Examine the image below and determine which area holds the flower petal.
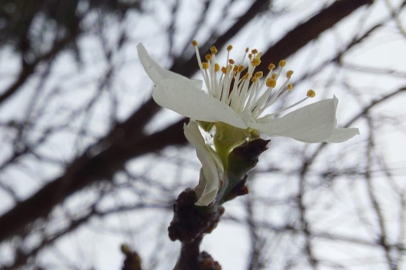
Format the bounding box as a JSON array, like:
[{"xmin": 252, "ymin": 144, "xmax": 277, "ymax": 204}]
[
  {"xmin": 155, "ymin": 78, "xmax": 247, "ymax": 128},
  {"xmin": 184, "ymin": 121, "xmax": 222, "ymax": 206},
  {"xmin": 183, "ymin": 120, "xmax": 205, "ymax": 146},
  {"xmin": 137, "ymin": 43, "xmax": 202, "ymax": 89},
  {"xmin": 251, "ymin": 97, "xmax": 339, "ymax": 143},
  {"xmin": 324, "ymin": 127, "xmax": 360, "ymax": 143},
  {"xmin": 195, "ymin": 170, "xmax": 219, "ymax": 206}
]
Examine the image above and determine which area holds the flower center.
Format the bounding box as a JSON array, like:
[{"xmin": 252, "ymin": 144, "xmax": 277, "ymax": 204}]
[{"xmin": 191, "ymin": 40, "xmax": 316, "ymax": 121}]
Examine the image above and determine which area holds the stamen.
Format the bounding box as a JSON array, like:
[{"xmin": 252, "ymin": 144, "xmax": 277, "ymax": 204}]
[
  {"xmin": 251, "ymin": 59, "xmax": 261, "ymax": 67},
  {"xmin": 307, "ymin": 89, "xmax": 316, "ymax": 98},
  {"xmin": 262, "ymin": 89, "xmax": 316, "ymax": 118},
  {"xmin": 275, "ymin": 60, "xmax": 286, "ymax": 81},
  {"xmin": 238, "ymin": 65, "xmax": 245, "ymax": 73},
  {"xmin": 220, "ymin": 64, "xmax": 232, "ymax": 102},
  {"xmin": 256, "ymin": 74, "xmax": 291, "ymax": 115},
  {"xmin": 229, "ymin": 68, "xmax": 244, "ymax": 107},
  {"xmin": 244, "ymin": 78, "xmax": 260, "ymax": 110},
  {"xmin": 191, "ymin": 42, "xmax": 315, "ymax": 122},
  {"xmin": 261, "ymin": 96, "xmax": 308, "ymax": 118},
  {"xmin": 255, "ymin": 71, "xmax": 263, "ymax": 78},
  {"xmin": 192, "ymin": 40, "xmax": 211, "ymax": 96},
  {"xmin": 237, "ymin": 75, "xmax": 253, "ymax": 111},
  {"xmin": 266, "ymin": 78, "xmax": 276, "ymax": 88}
]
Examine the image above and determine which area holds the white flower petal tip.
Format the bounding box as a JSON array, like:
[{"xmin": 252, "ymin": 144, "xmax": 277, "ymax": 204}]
[
  {"xmin": 183, "ymin": 121, "xmax": 204, "ymax": 146},
  {"xmin": 325, "ymin": 128, "xmax": 360, "ymax": 143},
  {"xmin": 136, "ymin": 43, "xmax": 164, "ymax": 83},
  {"xmin": 251, "ymin": 98, "xmax": 339, "ymax": 143},
  {"xmin": 195, "ymin": 189, "xmax": 218, "ymax": 206},
  {"xmin": 137, "ymin": 43, "xmax": 202, "ymax": 88}
]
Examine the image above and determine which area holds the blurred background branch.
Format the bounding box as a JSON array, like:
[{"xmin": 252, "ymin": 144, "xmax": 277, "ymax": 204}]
[{"xmin": 0, "ymin": 0, "xmax": 405, "ymax": 269}]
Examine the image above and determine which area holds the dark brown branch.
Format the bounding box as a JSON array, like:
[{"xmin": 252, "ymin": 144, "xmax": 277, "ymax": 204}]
[
  {"xmin": 169, "ymin": 189, "xmax": 223, "ymax": 270},
  {"xmin": 297, "ymin": 175, "xmax": 319, "ymax": 269},
  {"xmin": 0, "ymin": 118, "xmax": 186, "ymax": 243},
  {"xmin": 224, "ymin": 215, "xmax": 406, "ymax": 250},
  {"xmin": 365, "ymin": 114, "xmax": 395, "ymax": 269},
  {"xmin": 245, "ymin": 193, "xmax": 265, "ymax": 270},
  {"xmin": 258, "ymin": 0, "xmax": 373, "ymax": 71},
  {"xmin": 0, "ymin": 21, "xmax": 80, "ymax": 106}
]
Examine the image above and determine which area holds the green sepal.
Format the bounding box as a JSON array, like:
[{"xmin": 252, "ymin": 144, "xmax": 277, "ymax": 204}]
[
  {"xmin": 213, "ymin": 122, "xmax": 249, "ymax": 170},
  {"xmin": 198, "ymin": 121, "xmax": 214, "ymax": 132}
]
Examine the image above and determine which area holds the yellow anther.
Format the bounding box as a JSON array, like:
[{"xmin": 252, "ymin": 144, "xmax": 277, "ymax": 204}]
[
  {"xmin": 221, "ymin": 67, "xmax": 227, "ymax": 74},
  {"xmin": 279, "ymin": 60, "xmax": 286, "ymax": 67},
  {"xmin": 255, "ymin": 71, "xmax": 263, "ymax": 78},
  {"xmin": 271, "ymin": 73, "xmax": 277, "ymax": 79},
  {"xmin": 268, "ymin": 63, "xmax": 275, "ymax": 70},
  {"xmin": 287, "ymin": 83, "xmax": 293, "ymax": 91},
  {"xmin": 215, "ymin": 63, "xmax": 220, "ymax": 72},
  {"xmin": 251, "ymin": 77, "xmax": 258, "ymax": 83},
  {"xmin": 286, "ymin": 70, "xmax": 294, "ymax": 79},
  {"xmin": 242, "ymin": 73, "xmax": 250, "ymax": 80},
  {"xmin": 251, "ymin": 59, "xmax": 261, "ymax": 67},
  {"xmin": 205, "ymin": 54, "xmax": 212, "ymax": 61},
  {"xmin": 245, "ymin": 47, "xmax": 249, "ymax": 53},
  {"xmin": 227, "ymin": 45, "xmax": 233, "ymax": 51},
  {"xmin": 307, "ymin": 89, "xmax": 316, "ymax": 98},
  {"xmin": 252, "ymin": 49, "xmax": 258, "ymax": 54},
  {"xmin": 210, "ymin": 46, "xmax": 218, "ymax": 55},
  {"xmin": 238, "ymin": 65, "xmax": 245, "ymax": 73},
  {"xmin": 229, "ymin": 59, "xmax": 235, "ymax": 65},
  {"xmin": 202, "ymin": 62, "xmax": 209, "ymax": 70},
  {"xmin": 255, "ymin": 52, "xmax": 262, "ymax": 59},
  {"xmin": 233, "ymin": 65, "xmax": 238, "ymax": 72},
  {"xmin": 266, "ymin": 78, "xmax": 276, "ymax": 88},
  {"xmin": 191, "ymin": 40, "xmax": 198, "ymax": 47}
]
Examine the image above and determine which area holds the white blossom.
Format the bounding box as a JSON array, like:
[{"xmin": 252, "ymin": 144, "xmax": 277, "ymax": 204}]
[
  {"xmin": 137, "ymin": 43, "xmax": 359, "ymax": 143},
  {"xmin": 137, "ymin": 42, "xmax": 360, "ymax": 206}
]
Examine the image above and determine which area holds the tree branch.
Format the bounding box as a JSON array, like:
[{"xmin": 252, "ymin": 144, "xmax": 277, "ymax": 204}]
[{"xmin": 0, "ymin": 0, "xmax": 373, "ymax": 244}]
